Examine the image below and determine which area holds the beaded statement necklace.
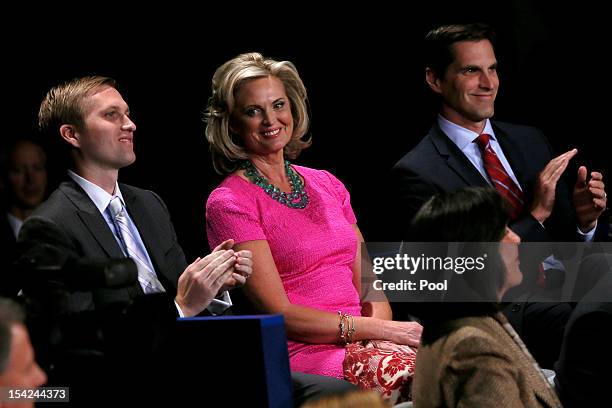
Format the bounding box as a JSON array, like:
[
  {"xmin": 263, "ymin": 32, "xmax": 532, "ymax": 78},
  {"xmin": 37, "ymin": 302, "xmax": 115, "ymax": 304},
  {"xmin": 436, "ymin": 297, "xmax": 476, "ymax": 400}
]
[{"xmin": 241, "ymin": 160, "xmax": 309, "ymax": 209}]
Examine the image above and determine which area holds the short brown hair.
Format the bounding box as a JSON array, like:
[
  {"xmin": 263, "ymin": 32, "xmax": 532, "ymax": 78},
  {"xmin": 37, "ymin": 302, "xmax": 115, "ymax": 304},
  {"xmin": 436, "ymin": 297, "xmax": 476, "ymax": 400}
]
[
  {"xmin": 424, "ymin": 23, "xmax": 496, "ymax": 78},
  {"xmin": 38, "ymin": 76, "xmax": 117, "ymax": 136}
]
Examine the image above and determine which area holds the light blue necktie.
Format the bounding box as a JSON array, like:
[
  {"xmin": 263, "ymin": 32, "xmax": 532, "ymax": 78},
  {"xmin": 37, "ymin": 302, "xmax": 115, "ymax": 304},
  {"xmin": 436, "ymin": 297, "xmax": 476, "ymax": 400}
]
[{"xmin": 108, "ymin": 196, "xmax": 165, "ymax": 294}]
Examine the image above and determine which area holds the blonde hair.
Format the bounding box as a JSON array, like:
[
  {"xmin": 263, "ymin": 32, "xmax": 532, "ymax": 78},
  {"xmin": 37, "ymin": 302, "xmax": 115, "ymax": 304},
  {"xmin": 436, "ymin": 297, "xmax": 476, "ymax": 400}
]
[
  {"xmin": 301, "ymin": 390, "xmax": 389, "ymax": 408},
  {"xmin": 204, "ymin": 52, "xmax": 311, "ymax": 174},
  {"xmin": 38, "ymin": 76, "xmax": 117, "ymax": 136}
]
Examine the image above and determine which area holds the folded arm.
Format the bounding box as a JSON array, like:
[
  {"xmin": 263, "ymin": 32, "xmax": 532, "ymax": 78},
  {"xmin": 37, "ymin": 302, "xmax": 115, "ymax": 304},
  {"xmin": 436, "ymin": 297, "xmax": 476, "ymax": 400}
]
[{"xmin": 235, "ymin": 239, "xmax": 421, "ymax": 346}]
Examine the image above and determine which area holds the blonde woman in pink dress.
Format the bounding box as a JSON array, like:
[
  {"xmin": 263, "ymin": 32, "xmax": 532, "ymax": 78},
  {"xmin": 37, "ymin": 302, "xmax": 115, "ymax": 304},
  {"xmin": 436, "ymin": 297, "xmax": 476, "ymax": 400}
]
[{"xmin": 204, "ymin": 53, "xmax": 422, "ymax": 402}]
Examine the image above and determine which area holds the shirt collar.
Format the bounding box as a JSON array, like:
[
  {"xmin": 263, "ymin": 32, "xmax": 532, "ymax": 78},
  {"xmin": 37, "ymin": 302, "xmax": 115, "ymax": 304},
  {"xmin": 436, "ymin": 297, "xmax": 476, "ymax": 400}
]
[
  {"xmin": 6, "ymin": 212, "xmax": 22, "ymax": 239},
  {"xmin": 437, "ymin": 115, "xmax": 496, "ymax": 150},
  {"xmin": 68, "ymin": 170, "xmax": 124, "ymax": 214}
]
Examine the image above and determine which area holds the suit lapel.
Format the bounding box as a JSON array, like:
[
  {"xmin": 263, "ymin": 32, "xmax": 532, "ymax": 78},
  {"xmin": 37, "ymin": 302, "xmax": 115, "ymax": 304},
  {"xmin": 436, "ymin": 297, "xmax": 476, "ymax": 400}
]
[
  {"xmin": 531, "ymin": 376, "xmax": 559, "ymax": 408},
  {"xmin": 60, "ymin": 181, "xmax": 125, "ymax": 258},
  {"xmin": 121, "ymin": 186, "xmax": 166, "ymax": 277},
  {"xmin": 429, "ymin": 124, "xmax": 490, "ymax": 188},
  {"xmin": 523, "ymin": 351, "xmax": 560, "ymax": 408},
  {"xmin": 492, "ymin": 314, "xmax": 561, "ymax": 408}
]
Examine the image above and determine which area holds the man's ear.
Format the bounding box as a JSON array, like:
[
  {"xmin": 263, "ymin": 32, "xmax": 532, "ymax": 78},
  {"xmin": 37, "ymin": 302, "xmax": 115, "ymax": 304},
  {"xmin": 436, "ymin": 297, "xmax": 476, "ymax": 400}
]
[
  {"xmin": 425, "ymin": 68, "xmax": 443, "ymax": 94},
  {"xmin": 59, "ymin": 124, "xmax": 80, "ymax": 148}
]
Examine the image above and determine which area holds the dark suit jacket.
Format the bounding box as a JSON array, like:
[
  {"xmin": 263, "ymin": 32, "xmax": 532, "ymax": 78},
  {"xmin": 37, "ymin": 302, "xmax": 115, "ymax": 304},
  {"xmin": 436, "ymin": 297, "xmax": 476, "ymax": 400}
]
[
  {"xmin": 391, "ymin": 121, "xmax": 580, "ymax": 368},
  {"xmin": 0, "ymin": 211, "xmax": 19, "ymax": 297},
  {"xmin": 555, "ymin": 262, "xmax": 612, "ymax": 408},
  {"xmin": 391, "ymin": 120, "xmax": 578, "ymax": 242},
  {"xmin": 17, "ymin": 179, "xmax": 187, "ymax": 314}
]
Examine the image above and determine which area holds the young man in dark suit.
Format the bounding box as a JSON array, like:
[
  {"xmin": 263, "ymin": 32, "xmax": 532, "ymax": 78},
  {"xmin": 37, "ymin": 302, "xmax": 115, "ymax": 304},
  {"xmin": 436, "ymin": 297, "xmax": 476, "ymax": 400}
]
[
  {"xmin": 14, "ymin": 76, "xmax": 253, "ymax": 403},
  {"xmin": 19, "ymin": 76, "xmax": 252, "ymax": 317},
  {"xmin": 391, "ymin": 23, "xmax": 607, "ymax": 368}
]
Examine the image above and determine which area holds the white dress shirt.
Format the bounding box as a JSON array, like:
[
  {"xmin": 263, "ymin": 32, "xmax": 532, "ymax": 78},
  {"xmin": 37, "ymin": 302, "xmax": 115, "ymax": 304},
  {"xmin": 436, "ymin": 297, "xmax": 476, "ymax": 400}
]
[
  {"xmin": 6, "ymin": 212, "xmax": 23, "ymax": 239},
  {"xmin": 68, "ymin": 170, "xmax": 231, "ymax": 315},
  {"xmin": 437, "ymin": 116, "xmax": 595, "ymax": 240}
]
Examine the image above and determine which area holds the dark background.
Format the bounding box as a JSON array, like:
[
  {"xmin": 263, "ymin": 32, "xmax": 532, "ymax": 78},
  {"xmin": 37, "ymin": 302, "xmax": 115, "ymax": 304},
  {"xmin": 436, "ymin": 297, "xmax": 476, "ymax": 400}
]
[{"xmin": 5, "ymin": 2, "xmax": 610, "ymax": 259}]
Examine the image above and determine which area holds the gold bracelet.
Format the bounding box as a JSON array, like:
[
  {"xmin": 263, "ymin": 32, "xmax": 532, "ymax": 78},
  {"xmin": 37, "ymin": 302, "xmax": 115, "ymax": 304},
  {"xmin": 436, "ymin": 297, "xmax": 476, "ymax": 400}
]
[
  {"xmin": 338, "ymin": 311, "xmax": 347, "ymax": 343},
  {"xmin": 346, "ymin": 314, "xmax": 356, "ymax": 343},
  {"xmin": 338, "ymin": 311, "xmax": 355, "ymax": 344}
]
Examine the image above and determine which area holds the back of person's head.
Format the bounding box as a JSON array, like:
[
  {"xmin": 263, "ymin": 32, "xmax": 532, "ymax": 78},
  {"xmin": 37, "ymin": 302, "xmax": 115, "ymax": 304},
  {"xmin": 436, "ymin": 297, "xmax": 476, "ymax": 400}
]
[
  {"xmin": 411, "ymin": 187, "xmax": 508, "ymax": 242},
  {"xmin": 204, "ymin": 52, "xmax": 311, "ymax": 174},
  {"xmin": 0, "ymin": 298, "xmax": 24, "ymax": 374},
  {"xmin": 410, "ymin": 187, "xmax": 509, "ymax": 311},
  {"xmin": 424, "ymin": 23, "xmax": 496, "ymax": 79},
  {"xmin": 38, "ymin": 76, "xmax": 117, "ymax": 137},
  {"xmin": 301, "ymin": 390, "xmax": 389, "ymax": 408},
  {"xmin": 0, "ymin": 297, "xmax": 47, "ymax": 398}
]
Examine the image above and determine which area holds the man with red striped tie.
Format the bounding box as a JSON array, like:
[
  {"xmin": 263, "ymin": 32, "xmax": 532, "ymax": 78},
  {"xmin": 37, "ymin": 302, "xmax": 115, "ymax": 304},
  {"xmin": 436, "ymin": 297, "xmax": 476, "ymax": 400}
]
[{"xmin": 392, "ymin": 23, "xmax": 607, "ymax": 369}]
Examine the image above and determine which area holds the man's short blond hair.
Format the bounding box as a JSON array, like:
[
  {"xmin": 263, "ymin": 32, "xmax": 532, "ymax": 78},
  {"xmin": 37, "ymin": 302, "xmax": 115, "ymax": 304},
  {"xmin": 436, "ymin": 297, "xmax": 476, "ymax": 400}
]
[{"xmin": 38, "ymin": 76, "xmax": 117, "ymax": 136}]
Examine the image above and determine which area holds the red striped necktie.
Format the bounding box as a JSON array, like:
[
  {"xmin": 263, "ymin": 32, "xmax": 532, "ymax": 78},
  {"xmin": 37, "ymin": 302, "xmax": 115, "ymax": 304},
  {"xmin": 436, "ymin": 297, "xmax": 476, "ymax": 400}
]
[{"xmin": 474, "ymin": 133, "xmax": 525, "ymax": 219}]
